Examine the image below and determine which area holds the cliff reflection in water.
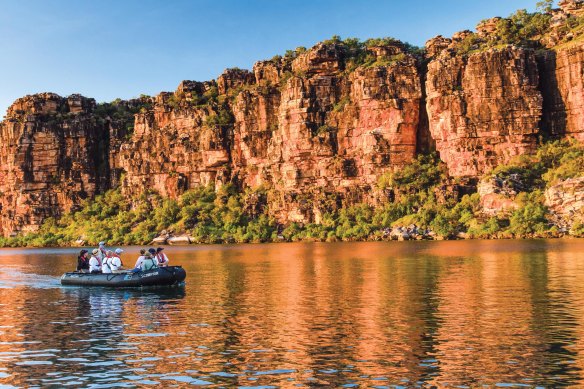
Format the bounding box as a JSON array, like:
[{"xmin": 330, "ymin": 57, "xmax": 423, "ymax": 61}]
[{"xmin": 0, "ymin": 240, "xmax": 582, "ymax": 387}]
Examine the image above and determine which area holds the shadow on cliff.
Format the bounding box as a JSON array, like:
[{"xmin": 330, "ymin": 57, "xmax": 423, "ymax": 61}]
[
  {"xmin": 416, "ymin": 59, "xmax": 435, "ymax": 154},
  {"xmin": 538, "ymin": 51, "xmax": 567, "ymax": 140}
]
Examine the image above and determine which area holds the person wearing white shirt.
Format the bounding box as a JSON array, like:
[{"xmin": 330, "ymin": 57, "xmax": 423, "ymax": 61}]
[
  {"xmin": 102, "ymin": 250, "xmax": 114, "ymax": 274},
  {"xmin": 110, "ymin": 248, "xmax": 124, "ymax": 272},
  {"xmin": 88, "ymin": 249, "xmax": 101, "ymax": 273},
  {"xmin": 132, "ymin": 249, "xmax": 147, "ymax": 272}
]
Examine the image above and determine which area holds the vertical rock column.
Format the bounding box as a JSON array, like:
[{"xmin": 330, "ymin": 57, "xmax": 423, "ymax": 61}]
[
  {"xmin": 539, "ymin": 41, "xmax": 584, "ymax": 142},
  {"xmin": 425, "ymin": 47, "xmax": 543, "ymax": 177},
  {"xmin": 347, "ymin": 54, "xmax": 421, "ymax": 179}
]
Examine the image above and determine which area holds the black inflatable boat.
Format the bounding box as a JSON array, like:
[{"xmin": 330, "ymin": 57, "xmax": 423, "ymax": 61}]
[{"xmin": 60, "ymin": 266, "xmax": 186, "ymax": 287}]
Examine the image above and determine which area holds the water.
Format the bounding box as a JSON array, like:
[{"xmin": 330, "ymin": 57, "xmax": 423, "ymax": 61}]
[{"xmin": 0, "ymin": 240, "xmax": 582, "ymax": 387}]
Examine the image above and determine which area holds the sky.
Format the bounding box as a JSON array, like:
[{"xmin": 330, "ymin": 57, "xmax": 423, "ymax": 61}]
[{"xmin": 0, "ymin": 0, "xmax": 540, "ymax": 118}]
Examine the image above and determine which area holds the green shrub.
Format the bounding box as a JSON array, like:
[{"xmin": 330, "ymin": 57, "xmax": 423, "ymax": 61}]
[
  {"xmin": 333, "ymin": 97, "xmax": 350, "ymax": 112},
  {"xmin": 507, "ymin": 191, "xmax": 549, "ymax": 236},
  {"xmin": 452, "ymin": 6, "xmax": 554, "ymax": 55},
  {"xmin": 466, "ymin": 217, "xmax": 502, "ymax": 238},
  {"xmin": 204, "ymin": 107, "xmax": 234, "ymax": 127},
  {"xmin": 570, "ymin": 219, "xmax": 584, "ymax": 237}
]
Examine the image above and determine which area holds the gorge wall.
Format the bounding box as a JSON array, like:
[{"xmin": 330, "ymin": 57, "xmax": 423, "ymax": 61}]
[
  {"xmin": 0, "ymin": 94, "xmax": 110, "ymax": 235},
  {"xmin": 425, "ymin": 47, "xmax": 543, "ymax": 178},
  {"xmin": 1, "ymin": 2, "xmax": 584, "ymax": 237}
]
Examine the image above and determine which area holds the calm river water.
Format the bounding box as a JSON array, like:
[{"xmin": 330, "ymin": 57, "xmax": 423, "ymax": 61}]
[{"xmin": 0, "ymin": 240, "xmax": 583, "ymax": 388}]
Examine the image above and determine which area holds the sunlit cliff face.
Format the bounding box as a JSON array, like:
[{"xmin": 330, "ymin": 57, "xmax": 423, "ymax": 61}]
[
  {"xmin": 2, "ymin": 4, "xmax": 584, "ymax": 235},
  {"xmin": 0, "ymin": 94, "xmax": 111, "ymax": 237}
]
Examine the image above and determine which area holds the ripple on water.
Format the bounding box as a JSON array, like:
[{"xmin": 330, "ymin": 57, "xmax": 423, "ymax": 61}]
[
  {"xmin": 238, "ymin": 386, "xmax": 277, "ymax": 389},
  {"xmin": 0, "ymin": 268, "xmax": 60, "ymax": 289},
  {"xmin": 82, "ymin": 360, "xmax": 123, "ymax": 367},
  {"xmin": 15, "ymin": 361, "xmax": 53, "ymax": 365},
  {"xmin": 0, "ymin": 341, "xmax": 41, "ymax": 345},
  {"xmin": 254, "ymin": 369, "xmax": 297, "ymax": 376},
  {"xmin": 135, "ymin": 380, "xmax": 159, "ymax": 385},
  {"xmin": 160, "ymin": 375, "xmax": 214, "ymax": 385},
  {"xmin": 211, "ymin": 372, "xmax": 238, "ymax": 377}
]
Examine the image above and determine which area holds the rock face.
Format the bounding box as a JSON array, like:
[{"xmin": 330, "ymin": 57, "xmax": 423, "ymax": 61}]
[
  {"xmin": 426, "ymin": 47, "xmax": 542, "ymax": 177},
  {"xmin": 476, "ymin": 18, "xmax": 502, "ymax": 37},
  {"xmin": 477, "ymin": 174, "xmax": 527, "ymax": 215},
  {"xmin": 231, "ymin": 85, "xmax": 280, "ymax": 189},
  {"xmin": 545, "ymin": 177, "xmax": 584, "ymax": 230},
  {"xmin": 0, "ymin": 94, "xmax": 113, "ymax": 235},
  {"xmin": 2, "ymin": 17, "xmax": 584, "ymax": 236},
  {"xmin": 558, "ymin": 0, "xmax": 584, "ymax": 15},
  {"xmin": 540, "ymin": 41, "xmax": 584, "ymax": 142},
  {"xmin": 264, "ymin": 44, "xmax": 421, "ymax": 222},
  {"xmin": 118, "ymin": 42, "xmax": 423, "ymax": 224},
  {"xmin": 217, "ymin": 68, "xmax": 255, "ymax": 95},
  {"xmin": 117, "ymin": 83, "xmax": 232, "ymax": 199}
]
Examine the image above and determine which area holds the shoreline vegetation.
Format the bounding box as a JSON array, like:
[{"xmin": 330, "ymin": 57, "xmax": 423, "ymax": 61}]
[{"xmin": 1, "ymin": 139, "xmax": 582, "ymax": 248}]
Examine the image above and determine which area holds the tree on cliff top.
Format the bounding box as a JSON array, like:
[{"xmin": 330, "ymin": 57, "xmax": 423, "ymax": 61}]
[{"xmin": 536, "ymin": 0, "xmax": 555, "ymax": 13}]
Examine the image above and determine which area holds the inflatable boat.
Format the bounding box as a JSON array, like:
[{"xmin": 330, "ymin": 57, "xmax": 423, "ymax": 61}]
[{"xmin": 60, "ymin": 266, "xmax": 186, "ymax": 287}]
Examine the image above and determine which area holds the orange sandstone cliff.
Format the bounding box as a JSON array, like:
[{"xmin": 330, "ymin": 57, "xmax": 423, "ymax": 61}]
[{"xmin": 1, "ymin": 2, "xmax": 584, "ymax": 237}]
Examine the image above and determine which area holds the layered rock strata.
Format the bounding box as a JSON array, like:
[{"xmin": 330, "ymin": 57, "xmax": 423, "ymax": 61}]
[
  {"xmin": 2, "ymin": 6, "xmax": 584, "ymax": 236},
  {"xmin": 117, "ymin": 84, "xmax": 233, "ymax": 199},
  {"xmin": 116, "ymin": 42, "xmax": 423, "ymax": 224},
  {"xmin": 425, "ymin": 47, "xmax": 543, "ymax": 177},
  {"xmin": 539, "ymin": 41, "xmax": 584, "ymax": 141},
  {"xmin": 0, "ymin": 94, "xmax": 112, "ymax": 235},
  {"xmin": 545, "ymin": 177, "xmax": 584, "ymax": 230}
]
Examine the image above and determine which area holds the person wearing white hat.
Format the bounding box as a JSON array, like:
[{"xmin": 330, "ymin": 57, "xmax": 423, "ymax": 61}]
[
  {"xmin": 88, "ymin": 248, "xmax": 101, "ymax": 273},
  {"xmin": 110, "ymin": 248, "xmax": 124, "ymax": 273}
]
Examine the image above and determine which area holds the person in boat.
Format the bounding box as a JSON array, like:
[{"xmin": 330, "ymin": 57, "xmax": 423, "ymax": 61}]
[
  {"xmin": 132, "ymin": 249, "xmax": 147, "ymax": 272},
  {"xmin": 97, "ymin": 241, "xmax": 107, "ymax": 263},
  {"xmin": 88, "ymin": 248, "xmax": 101, "ymax": 274},
  {"xmin": 102, "ymin": 250, "xmax": 114, "ymax": 274},
  {"xmin": 77, "ymin": 249, "xmax": 90, "ymax": 272},
  {"xmin": 156, "ymin": 247, "xmax": 169, "ymax": 267},
  {"xmin": 148, "ymin": 248, "xmax": 157, "ymax": 259},
  {"xmin": 110, "ymin": 248, "xmax": 124, "ymax": 273},
  {"xmin": 142, "ymin": 250, "xmax": 159, "ymax": 271}
]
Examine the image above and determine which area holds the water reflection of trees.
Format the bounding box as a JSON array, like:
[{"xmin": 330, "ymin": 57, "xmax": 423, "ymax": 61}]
[
  {"xmin": 534, "ymin": 244, "xmax": 584, "ymax": 387},
  {"xmin": 422, "ymin": 240, "xmax": 583, "ymax": 387},
  {"xmin": 182, "ymin": 243, "xmax": 457, "ymax": 386}
]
